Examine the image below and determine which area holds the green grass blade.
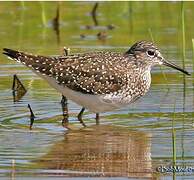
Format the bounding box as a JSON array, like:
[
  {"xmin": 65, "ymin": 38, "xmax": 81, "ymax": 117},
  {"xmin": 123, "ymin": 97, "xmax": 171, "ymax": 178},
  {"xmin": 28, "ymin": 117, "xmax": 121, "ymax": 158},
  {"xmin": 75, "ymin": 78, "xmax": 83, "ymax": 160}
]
[
  {"xmin": 181, "ymin": 2, "xmax": 186, "ymax": 69},
  {"xmin": 148, "ymin": 28, "xmax": 169, "ymax": 90},
  {"xmin": 172, "ymin": 101, "xmax": 176, "ymax": 178},
  {"xmin": 40, "ymin": 2, "xmax": 47, "ymax": 27}
]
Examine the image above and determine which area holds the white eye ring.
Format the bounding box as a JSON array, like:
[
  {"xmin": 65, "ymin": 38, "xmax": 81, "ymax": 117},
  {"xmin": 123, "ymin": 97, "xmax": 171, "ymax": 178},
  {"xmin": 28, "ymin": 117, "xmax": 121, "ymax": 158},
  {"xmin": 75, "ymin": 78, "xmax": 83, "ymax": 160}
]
[{"xmin": 147, "ymin": 50, "xmax": 155, "ymax": 57}]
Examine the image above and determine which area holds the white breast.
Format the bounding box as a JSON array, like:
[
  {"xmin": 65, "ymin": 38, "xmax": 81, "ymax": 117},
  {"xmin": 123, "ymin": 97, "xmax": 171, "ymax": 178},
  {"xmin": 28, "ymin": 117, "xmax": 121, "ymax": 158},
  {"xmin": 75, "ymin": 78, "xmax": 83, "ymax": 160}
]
[{"xmin": 36, "ymin": 72, "xmax": 127, "ymax": 113}]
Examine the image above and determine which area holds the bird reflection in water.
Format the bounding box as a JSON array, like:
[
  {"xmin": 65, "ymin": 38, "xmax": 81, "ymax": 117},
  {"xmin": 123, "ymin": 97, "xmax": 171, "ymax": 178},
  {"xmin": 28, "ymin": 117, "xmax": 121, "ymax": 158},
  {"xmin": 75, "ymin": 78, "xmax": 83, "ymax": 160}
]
[{"xmin": 35, "ymin": 125, "xmax": 152, "ymax": 178}]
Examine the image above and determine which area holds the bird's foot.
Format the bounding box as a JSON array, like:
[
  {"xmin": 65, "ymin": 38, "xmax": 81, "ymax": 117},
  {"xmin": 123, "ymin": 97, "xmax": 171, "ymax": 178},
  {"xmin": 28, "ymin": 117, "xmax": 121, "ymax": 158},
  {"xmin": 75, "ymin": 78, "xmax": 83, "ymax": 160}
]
[
  {"xmin": 96, "ymin": 113, "xmax": 100, "ymax": 125},
  {"xmin": 78, "ymin": 107, "xmax": 86, "ymax": 127}
]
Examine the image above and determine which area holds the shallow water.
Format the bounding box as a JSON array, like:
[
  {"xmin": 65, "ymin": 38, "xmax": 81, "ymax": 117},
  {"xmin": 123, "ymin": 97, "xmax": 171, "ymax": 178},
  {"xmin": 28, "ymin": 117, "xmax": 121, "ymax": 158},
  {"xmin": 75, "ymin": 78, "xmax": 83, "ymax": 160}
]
[{"xmin": 0, "ymin": 2, "xmax": 194, "ymax": 179}]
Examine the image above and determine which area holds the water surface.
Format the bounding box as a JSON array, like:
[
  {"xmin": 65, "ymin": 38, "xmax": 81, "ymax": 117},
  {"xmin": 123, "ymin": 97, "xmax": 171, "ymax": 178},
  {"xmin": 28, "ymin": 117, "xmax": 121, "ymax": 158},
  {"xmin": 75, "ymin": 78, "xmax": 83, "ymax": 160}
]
[{"xmin": 0, "ymin": 2, "xmax": 194, "ymax": 179}]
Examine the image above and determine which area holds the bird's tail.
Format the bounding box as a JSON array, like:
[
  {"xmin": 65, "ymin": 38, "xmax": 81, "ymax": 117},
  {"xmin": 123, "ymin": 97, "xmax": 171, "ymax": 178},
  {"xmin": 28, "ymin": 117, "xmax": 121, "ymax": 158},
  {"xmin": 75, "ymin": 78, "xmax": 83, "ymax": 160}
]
[
  {"xmin": 3, "ymin": 48, "xmax": 56, "ymax": 76},
  {"xmin": 3, "ymin": 48, "xmax": 21, "ymax": 60}
]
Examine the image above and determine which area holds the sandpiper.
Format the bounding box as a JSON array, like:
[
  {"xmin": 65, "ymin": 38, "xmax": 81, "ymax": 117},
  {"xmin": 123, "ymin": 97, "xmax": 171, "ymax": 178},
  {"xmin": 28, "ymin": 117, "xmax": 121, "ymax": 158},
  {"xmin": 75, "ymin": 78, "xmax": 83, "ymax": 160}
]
[{"xmin": 3, "ymin": 41, "xmax": 190, "ymax": 126}]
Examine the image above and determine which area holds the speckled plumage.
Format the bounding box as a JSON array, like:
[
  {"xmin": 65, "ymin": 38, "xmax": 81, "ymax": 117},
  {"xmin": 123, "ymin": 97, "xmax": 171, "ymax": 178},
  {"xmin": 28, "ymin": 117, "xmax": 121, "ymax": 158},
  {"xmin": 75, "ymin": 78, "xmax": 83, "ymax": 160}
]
[{"xmin": 3, "ymin": 41, "xmax": 190, "ymax": 113}]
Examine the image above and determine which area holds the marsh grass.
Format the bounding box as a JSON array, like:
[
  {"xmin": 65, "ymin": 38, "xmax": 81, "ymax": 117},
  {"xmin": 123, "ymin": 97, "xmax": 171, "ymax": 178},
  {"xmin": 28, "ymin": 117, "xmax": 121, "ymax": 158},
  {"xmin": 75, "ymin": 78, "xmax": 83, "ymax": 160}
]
[
  {"xmin": 148, "ymin": 28, "xmax": 154, "ymax": 42},
  {"xmin": 181, "ymin": 2, "xmax": 186, "ymax": 70},
  {"xmin": 172, "ymin": 104, "xmax": 176, "ymax": 166},
  {"xmin": 172, "ymin": 101, "xmax": 177, "ymax": 180},
  {"xmin": 181, "ymin": 2, "xmax": 187, "ymax": 106},
  {"xmin": 192, "ymin": 39, "xmax": 194, "ymax": 124},
  {"xmin": 192, "ymin": 39, "xmax": 194, "ymax": 63},
  {"xmin": 148, "ymin": 28, "xmax": 170, "ymax": 121},
  {"xmin": 40, "ymin": 2, "xmax": 47, "ymax": 27},
  {"xmin": 148, "ymin": 28, "xmax": 169, "ymax": 90},
  {"xmin": 20, "ymin": 1, "xmax": 25, "ymax": 9},
  {"xmin": 181, "ymin": 2, "xmax": 186, "ymax": 109},
  {"xmin": 192, "ymin": 39, "xmax": 194, "ymax": 75},
  {"xmin": 180, "ymin": 2, "xmax": 187, "ymax": 170},
  {"xmin": 192, "ymin": 39, "xmax": 194, "ymax": 61}
]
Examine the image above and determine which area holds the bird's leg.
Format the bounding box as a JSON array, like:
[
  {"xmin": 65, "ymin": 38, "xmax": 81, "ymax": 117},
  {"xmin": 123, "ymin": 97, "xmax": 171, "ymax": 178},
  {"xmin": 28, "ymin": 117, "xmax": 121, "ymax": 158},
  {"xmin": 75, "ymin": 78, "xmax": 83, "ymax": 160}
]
[
  {"xmin": 96, "ymin": 113, "xmax": 100, "ymax": 125},
  {"xmin": 61, "ymin": 47, "xmax": 70, "ymax": 128},
  {"xmin": 61, "ymin": 95, "xmax": 69, "ymax": 127},
  {"xmin": 78, "ymin": 107, "xmax": 86, "ymax": 127},
  {"xmin": 63, "ymin": 46, "xmax": 70, "ymax": 56}
]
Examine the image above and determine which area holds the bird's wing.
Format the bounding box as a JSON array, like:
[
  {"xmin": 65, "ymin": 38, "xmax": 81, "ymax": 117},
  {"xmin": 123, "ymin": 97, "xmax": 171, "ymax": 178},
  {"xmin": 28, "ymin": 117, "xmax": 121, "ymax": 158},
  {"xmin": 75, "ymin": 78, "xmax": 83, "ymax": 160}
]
[
  {"xmin": 51, "ymin": 52, "xmax": 133, "ymax": 95},
  {"xmin": 3, "ymin": 49, "xmax": 132, "ymax": 95}
]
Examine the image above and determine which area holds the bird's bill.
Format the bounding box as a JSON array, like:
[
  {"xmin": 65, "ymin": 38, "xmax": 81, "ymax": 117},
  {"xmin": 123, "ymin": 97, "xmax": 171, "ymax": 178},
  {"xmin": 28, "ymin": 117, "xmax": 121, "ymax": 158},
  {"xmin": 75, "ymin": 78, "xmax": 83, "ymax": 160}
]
[{"xmin": 162, "ymin": 59, "xmax": 191, "ymax": 75}]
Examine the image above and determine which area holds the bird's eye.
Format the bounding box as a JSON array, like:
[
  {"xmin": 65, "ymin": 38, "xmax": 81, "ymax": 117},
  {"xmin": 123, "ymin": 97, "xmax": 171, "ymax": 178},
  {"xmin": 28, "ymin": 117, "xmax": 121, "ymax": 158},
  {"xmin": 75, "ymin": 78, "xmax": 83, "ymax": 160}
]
[{"xmin": 147, "ymin": 50, "xmax": 155, "ymax": 57}]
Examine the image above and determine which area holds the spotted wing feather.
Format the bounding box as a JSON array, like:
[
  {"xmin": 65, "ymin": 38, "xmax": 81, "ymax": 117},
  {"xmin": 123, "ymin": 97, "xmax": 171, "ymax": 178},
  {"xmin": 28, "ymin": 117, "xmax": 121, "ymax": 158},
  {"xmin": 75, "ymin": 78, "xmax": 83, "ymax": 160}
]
[
  {"xmin": 52, "ymin": 52, "xmax": 133, "ymax": 95},
  {"xmin": 3, "ymin": 49, "xmax": 136, "ymax": 95}
]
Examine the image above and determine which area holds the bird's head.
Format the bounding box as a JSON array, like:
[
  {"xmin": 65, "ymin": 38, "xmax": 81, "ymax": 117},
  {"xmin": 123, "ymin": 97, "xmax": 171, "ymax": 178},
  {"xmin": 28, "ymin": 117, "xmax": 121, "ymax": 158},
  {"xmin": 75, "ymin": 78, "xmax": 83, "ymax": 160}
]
[{"xmin": 126, "ymin": 40, "xmax": 190, "ymax": 75}]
